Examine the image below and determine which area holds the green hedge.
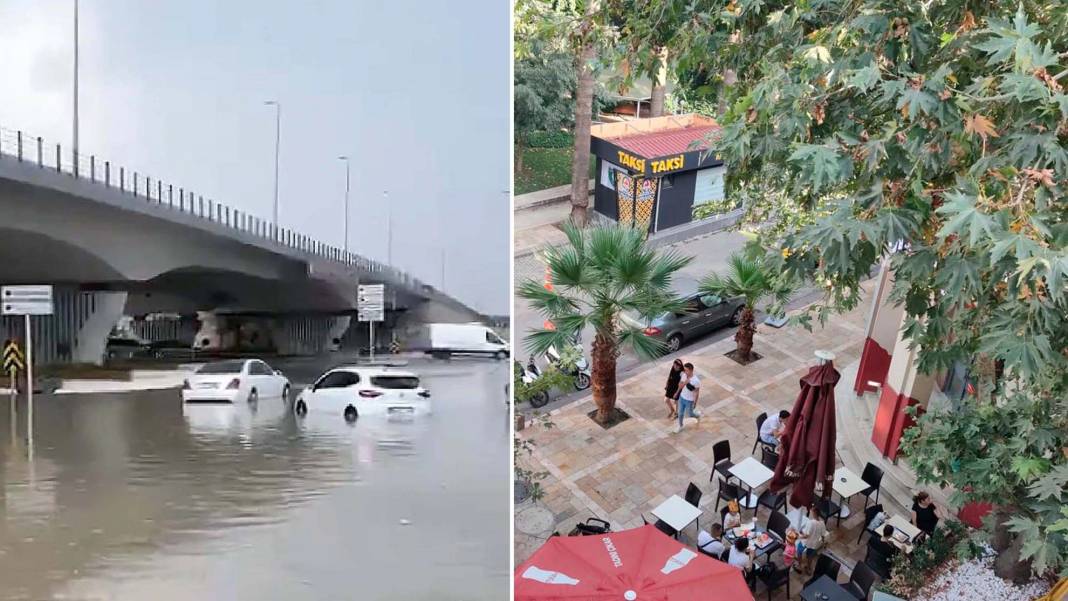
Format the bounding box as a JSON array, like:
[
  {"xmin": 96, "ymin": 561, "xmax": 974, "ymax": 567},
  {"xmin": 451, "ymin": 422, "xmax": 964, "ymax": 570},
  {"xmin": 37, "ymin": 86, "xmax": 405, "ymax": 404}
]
[{"xmin": 525, "ymin": 130, "xmax": 574, "ymax": 149}]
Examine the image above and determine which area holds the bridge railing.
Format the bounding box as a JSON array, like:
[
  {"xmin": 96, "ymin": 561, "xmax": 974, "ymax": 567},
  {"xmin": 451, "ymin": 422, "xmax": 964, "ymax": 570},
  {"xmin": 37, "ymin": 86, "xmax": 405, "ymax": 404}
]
[{"xmin": 0, "ymin": 125, "xmax": 437, "ymax": 295}]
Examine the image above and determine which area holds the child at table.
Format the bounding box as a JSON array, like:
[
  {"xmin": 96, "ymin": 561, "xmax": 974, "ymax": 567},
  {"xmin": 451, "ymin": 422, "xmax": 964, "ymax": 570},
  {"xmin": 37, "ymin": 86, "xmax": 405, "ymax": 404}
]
[
  {"xmin": 782, "ymin": 529, "xmax": 799, "ymax": 568},
  {"xmin": 723, "ymin": 500, "xmax": 742, "ymax": 531}
]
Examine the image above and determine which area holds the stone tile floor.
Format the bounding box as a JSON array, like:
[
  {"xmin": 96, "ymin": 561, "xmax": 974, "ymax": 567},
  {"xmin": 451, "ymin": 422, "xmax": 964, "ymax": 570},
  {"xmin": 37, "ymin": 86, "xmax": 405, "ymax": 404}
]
[{"xmin": 516, "ymin": 284, "xmax": 889, "ymax": 599}]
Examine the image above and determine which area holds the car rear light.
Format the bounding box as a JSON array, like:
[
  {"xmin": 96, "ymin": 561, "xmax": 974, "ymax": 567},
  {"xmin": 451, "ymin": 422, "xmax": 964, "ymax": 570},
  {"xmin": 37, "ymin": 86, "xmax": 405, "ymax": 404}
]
[
  {"xmin": 358, "ymin": 390, "xmax": 382, "ymax": 398},
  {"xmin": 418, "ymin": 390, "xmax": 430, "ymax": 398},
  {"xmin": 226, "ymin": 378, "xmax": 240, "ymax": 389},
  {"xmin": 182, "ymin": 380, "xmax": 191, "ymax": 390},
  {"xmin": 643, "ymin": 326, "xmax": 661, "ymax": 336}
]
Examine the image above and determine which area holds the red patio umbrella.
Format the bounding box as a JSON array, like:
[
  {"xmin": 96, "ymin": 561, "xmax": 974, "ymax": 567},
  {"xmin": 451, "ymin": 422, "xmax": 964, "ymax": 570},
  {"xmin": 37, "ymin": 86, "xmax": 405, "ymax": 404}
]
[
  {"xmin": 515, "ymin": 524, "xmax": 753, "ymax": 601},
  {"xmin": 768, "ymin": 360, "xmax": 839, "ymax": 509}
]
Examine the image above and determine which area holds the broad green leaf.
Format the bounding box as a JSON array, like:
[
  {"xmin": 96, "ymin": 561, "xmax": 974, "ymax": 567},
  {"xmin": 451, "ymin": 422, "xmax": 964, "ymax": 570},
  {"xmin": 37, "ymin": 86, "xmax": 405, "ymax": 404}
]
[
  {"xmin": 788, "ymin": 144, "xmax": 851, "ymax": 192},
  {"xmin": 936, "ymin": 191, "xmax": 994, "ymax": 247},
  {"xmin": 848, "ymin": 62, "xmax": 881, "ymax": 92}
]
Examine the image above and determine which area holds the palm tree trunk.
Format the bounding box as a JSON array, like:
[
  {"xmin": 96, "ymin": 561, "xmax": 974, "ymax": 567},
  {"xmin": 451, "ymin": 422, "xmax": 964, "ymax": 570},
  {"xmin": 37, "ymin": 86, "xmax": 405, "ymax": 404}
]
[
  {"xmin": 649, "ymin": 47, "xmax": 668, "ymax": 117},
  {"xmin": 735, "ymin": 306, "xmax": 756, "ymax": 362},
  {"xmin": 569, "ymin": 0, "xmax": 598, "ymax": 227},
  {"xmin": 590, "ymin": 328, "xmax": 617, "ymax": 424}
]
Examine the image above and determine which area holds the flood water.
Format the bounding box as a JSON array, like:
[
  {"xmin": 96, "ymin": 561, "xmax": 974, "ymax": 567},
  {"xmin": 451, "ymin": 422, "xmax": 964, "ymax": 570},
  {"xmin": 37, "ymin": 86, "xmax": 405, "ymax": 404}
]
[{"xmin": 0, "ymin": 357, "xmax": 510, "ymax": 601}]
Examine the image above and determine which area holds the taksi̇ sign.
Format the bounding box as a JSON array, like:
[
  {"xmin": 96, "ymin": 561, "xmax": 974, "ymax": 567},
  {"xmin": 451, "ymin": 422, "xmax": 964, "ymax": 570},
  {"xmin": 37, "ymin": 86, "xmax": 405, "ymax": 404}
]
[
  {"xmin": 357, "ymin": 284, "xmax": 385, "ymax": 323},
  {"xmin": 1, "ymin": 285, "xmax": 54, "ymax": 316}
]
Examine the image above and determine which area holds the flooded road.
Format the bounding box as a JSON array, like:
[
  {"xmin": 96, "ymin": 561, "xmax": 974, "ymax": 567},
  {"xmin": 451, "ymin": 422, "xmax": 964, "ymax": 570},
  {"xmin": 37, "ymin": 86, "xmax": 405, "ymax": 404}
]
[{"xmin": 0, "ymin": 356, "xmax": 510, "ymax": 601}]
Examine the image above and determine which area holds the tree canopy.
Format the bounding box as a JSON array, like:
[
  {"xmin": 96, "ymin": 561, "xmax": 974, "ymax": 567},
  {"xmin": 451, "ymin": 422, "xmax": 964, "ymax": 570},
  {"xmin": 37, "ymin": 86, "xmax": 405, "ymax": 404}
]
[{"xmin": 662, "ymin": 0, "xmax": 1067, "ymax": 577}]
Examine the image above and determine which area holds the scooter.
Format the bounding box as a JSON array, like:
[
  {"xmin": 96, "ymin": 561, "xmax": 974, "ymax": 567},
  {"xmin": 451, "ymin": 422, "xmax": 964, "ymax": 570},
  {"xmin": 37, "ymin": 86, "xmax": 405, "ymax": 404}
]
[
  {"xmin": 545, "ymin": 343, "xmax": 591, "ymax": 391},
  {"xmin": 519, "ymin": 357, "xmax": 550, "ymax": 408}
]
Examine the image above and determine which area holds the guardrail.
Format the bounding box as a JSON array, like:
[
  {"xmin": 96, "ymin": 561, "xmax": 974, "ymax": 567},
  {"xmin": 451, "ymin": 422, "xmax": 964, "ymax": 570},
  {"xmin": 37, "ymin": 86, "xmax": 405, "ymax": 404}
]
[{"xmin": 0, "ymin": 125, "xmax": 434, "ymax": 295}]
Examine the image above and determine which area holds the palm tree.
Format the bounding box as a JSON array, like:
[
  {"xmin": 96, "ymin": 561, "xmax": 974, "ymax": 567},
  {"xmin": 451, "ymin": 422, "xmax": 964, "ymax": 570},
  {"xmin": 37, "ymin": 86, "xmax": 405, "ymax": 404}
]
[
  {"xmin": 699, "ymin": 252, "xmax": 793, "ymax": 364},
  {"xmin": 519, "ymin": 224, "xmax": 691, "ymax": 424}
]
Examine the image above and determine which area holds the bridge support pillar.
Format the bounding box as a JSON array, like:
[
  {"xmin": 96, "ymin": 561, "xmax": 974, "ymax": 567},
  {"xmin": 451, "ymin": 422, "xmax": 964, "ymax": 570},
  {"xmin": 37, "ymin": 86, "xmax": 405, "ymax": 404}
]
[
  {"xmin": 75, "ymin": 292, "xmax": 128, "ymax": 365},
  {"xmin": 269, "ymin": 315, "xmax": 351, "ymax": 356}
]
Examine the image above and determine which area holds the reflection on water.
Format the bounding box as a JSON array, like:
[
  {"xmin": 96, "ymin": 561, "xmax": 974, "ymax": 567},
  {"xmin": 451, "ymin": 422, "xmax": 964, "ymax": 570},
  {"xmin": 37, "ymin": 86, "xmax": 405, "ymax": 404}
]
[{"xmin": 0, "ymin": 359, "xmax": 509, "ymax": 600}]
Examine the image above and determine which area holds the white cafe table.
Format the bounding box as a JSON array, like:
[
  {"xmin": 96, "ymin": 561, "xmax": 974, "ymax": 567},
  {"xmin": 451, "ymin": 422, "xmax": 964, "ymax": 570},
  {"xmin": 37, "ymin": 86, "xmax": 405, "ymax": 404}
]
[
  {"xmin": 887, "ymin": 514, "xmax": 922, "ymax": 542},
  {"xmin": 728, "ymin": 457, "xmax": 775, "ymax": 509},
  {"xmin": 651, "ymin": 494, "xmax": 702, "ymax": 535},
  {"xmin": 831, "ymin": 466, "xmax": 868, "ymax": 518}
]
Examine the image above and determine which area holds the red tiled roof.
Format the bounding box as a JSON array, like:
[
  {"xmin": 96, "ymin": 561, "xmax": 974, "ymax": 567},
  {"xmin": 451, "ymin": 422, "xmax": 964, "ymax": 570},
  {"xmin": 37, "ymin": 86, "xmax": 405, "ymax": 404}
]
[{"xmin": 607, "ymin": 125, "xmax": 718, "ymax": 159}]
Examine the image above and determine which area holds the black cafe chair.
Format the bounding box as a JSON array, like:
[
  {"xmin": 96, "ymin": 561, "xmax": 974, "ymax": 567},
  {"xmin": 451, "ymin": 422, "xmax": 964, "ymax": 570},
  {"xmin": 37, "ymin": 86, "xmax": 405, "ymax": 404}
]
[
  {"xmin": 752, "ymin": 412, "xmax": 768, "ymax": 454},
  {"xmin": 762, "ymin": 510, "xmax": 790, "ymax": 558},
  {"xmin": 846, "ymin": 560, "xmax": 878, "ymax": 600},
  {"xmin": 642, "ymin": 513, "xmax": 678, "ymax": 539},
  {"xmin": 859, "ymin": 462, "xmax": 885, "ymax": 509},
  {"xmin": 760, "ymin": 447, "xmax": 779, "ymax": 471},
  {"xmin": 756, "ymin": 487, "xmax": 786, "ymax": 517},
  {"xmin": 715, "ymin": 479, "xmax": 743, "ymax": 514},
  {"xmin": 684, "ymin": 482, "xmax": 702, "ymax": 530},
  {"xmin": 857, "ymin": 503, "xmax": 885, "ymax": 544},
  {"xmin": 756, "ymin": 561, "xmax": 791, "ymax": 601},
  {"xmin": 711, "ymin": 440, "xmax": 735, "ymax": 482},
  {"xmin": 804, "ymin": 553, "xmax": 843, "ymax": 588},
  {"xmin": 816, "ymin": 496, "xmax": 844, "ymax": 528}
]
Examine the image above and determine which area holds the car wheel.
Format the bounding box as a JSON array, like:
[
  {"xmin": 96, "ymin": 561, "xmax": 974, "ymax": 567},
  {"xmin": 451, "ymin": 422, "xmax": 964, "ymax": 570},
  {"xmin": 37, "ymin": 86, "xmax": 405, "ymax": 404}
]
[
  {"xmin": 730, "ymin": 306, "xmax": 744, "ymax": 326},
  {"xmin": 666, "ymin": 334, "xmax": 683, "ymax": 353},
  {"xmin": 281, "ymin": 385, "xmax": 290, "ymax": 403},
  {"xmin": 495, "ymin": 350, "xmax": 507, "ymax": 360},
  {"xmin": 294, "ymin": 399, "xmax": 308, "ymax": 416},
  {"xmin": 247, "ymin": 388, "xmax": 258, "ymax": 403},
  {"xmin": 344, "ymin": 404, "xmax": 358, "ymax": 422}
]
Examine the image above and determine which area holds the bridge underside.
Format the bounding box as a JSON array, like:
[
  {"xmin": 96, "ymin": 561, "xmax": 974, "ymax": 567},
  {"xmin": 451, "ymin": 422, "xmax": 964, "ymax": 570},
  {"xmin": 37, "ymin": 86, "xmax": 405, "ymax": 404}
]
[{"xmin": 0, "ymin": 164, "xmax": 483, "ymax": 365}]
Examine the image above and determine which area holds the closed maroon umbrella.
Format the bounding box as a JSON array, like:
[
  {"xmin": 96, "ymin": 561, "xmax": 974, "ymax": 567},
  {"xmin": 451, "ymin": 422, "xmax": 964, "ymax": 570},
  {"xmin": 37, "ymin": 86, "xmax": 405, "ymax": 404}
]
[{"xmin": 768, "ymin": 360, "xmax": 839, "ymax": 509}]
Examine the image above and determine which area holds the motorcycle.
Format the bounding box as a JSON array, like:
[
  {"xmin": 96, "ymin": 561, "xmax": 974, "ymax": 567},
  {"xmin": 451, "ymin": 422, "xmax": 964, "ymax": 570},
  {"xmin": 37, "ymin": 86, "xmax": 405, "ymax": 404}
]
[
  {"xmin": 519, "ymin": 357, "xmax": 550, "ymax": 408},
  {"xmin": 545, "ymin": 343, "xmax": 591, "ymax": 391}
]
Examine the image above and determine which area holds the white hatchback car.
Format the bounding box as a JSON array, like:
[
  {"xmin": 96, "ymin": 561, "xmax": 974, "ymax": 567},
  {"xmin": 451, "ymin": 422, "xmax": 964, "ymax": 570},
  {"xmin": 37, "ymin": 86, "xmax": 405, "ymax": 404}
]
[
  {"xmin": 294, "ymin": 366, "xmax": 430, "ymax": 420},
  {"xmin": 181, "ymin": 359, "xmax": 290, "ymax": 403}
]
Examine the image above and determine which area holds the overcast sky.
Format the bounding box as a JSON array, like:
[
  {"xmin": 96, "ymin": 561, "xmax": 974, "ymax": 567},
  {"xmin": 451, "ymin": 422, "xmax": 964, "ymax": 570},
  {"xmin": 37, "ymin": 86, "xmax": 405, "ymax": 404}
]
[{"xmin": 0, "ymin": 0, "xmax": 510, "ymax": 315}]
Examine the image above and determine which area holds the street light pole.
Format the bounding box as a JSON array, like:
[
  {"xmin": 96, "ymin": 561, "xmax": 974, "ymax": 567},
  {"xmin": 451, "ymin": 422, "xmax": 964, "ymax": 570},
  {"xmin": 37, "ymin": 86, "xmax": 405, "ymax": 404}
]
[
  {"xmin": 264, "ymin": 100, "xmax": 281, "ymax": 226},
  {"xmin": 338, "ymin": 156, "xmax": 350, "ymax": 253},
  {"xmin": 73, "ymin": 0, "xmax": 79, "ymax": 156}
]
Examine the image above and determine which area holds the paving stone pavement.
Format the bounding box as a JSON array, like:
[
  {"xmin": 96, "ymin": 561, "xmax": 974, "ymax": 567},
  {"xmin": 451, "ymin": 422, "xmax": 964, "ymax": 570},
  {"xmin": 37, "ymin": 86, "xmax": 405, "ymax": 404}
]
[{"xmin": 515, "ymin": 282, "xmax": 887, "ymax": 599}]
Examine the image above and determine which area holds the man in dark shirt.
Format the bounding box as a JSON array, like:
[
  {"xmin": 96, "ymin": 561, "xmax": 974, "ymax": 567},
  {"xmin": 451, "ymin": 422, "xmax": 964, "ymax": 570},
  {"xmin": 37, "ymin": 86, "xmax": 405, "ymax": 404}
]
[{"xmin": 866, "ymin": 525, "xmax": 899, "ymax": 577}]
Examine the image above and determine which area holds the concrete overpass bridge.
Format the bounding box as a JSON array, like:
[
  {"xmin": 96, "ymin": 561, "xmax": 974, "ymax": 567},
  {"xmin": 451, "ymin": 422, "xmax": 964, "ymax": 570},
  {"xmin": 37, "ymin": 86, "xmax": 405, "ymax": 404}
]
[{"xmin": 0, "ymin": 126, "xmax": 483, "ymax": 365}]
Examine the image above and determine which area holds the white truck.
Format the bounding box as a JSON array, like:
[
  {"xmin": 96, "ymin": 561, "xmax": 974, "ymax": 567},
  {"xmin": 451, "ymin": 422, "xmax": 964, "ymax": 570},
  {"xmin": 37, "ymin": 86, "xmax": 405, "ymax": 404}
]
[{"xmin": 422, "ymin": 323, "xmax": 510, "ymax": 359}]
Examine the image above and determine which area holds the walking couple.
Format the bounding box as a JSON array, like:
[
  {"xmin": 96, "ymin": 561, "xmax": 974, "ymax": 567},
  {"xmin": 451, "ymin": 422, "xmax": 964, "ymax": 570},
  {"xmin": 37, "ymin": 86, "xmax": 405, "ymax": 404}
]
[{"xmin": 664, "ymin": 359, "xmax": 701, "ymax": 433}]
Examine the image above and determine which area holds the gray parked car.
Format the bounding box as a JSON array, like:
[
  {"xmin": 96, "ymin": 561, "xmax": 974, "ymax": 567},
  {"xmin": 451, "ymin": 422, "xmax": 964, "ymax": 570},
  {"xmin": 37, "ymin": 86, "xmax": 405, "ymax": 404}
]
[{"xmin": 620, "ymin": 292, "xmax": 747, "ymax": 353}]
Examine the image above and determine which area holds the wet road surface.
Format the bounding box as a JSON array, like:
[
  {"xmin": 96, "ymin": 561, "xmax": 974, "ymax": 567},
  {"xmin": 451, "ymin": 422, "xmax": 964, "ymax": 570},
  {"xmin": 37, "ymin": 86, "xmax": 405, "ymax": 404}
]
[{"xmin": 0, "ymin": 356, "xmax": 510, "ymax": 601}]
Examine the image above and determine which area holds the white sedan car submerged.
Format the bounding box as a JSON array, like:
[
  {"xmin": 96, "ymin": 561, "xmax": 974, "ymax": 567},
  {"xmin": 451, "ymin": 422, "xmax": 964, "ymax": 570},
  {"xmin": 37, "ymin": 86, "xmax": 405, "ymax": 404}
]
[
  {"xmin": 181, "ymin": 359, "xmax": 290, "ymax": 403},
  {"xmin": 294, "ymin": 366, "xmax": 430, "ymax": 420}
]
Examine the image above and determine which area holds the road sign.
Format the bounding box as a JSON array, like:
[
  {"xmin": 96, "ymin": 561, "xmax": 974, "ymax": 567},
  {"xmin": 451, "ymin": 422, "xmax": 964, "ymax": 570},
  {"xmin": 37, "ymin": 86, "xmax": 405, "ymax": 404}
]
[
  {"xmin": 3, "ymin": 339, "xmax": 24, "ymax": 376},
  {"xmin": 1, "ymin": 285, "xmax": 54, "ymax": 315},
  {"xmin": 357, "ymin": 284, "xmax": 385, "ymax": 323}
]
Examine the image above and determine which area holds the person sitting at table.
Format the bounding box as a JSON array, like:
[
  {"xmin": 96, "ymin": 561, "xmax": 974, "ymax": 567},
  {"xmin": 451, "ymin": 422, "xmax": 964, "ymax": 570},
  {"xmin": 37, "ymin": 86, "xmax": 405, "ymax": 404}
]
[
  {"xmin": 796, "ymin": 507, "xmax": 828, "ymax": 573},
  {"xmin": 759, "ymin": 409, "xmax": 790, "ymax": 446},
  {"xmin": 723, "ymin": 500, "xmax": 742, "ymax": 530},
  {"xmin": 866, "ymin": 524, "xmax": 899, "ymax": 575},
  {"xmin": 728, "ymin": 537, "xmax": 755, "ymax": 572},
  {"xmin": 911, "ymin": 491, "xmax": 943, "ymax": 536},
  {"xmin": 697, "ymin": 523, "xmax": 726, "ymax": 557}
]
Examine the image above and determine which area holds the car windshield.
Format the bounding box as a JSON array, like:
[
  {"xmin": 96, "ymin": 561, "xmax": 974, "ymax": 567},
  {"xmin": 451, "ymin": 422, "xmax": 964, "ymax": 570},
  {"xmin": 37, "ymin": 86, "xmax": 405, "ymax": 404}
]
[
  {"xmin": 370, "ymin": 375, "xmax": 420, "ymax": 389},
  {"xmin": 196, "ymin": 360, "xmax": 245, "ymax": 374}
]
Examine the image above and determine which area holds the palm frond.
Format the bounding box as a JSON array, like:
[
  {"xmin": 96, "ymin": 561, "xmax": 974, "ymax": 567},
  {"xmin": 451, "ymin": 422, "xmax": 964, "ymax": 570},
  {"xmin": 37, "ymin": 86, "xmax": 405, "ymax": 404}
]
[
  {"xmin": 524, "ymin": 328, "xmax": 576, "ymax": 356},
  {"xmin": 618, "ymin": 324, "xmax": 668, "ymax": 361}
]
